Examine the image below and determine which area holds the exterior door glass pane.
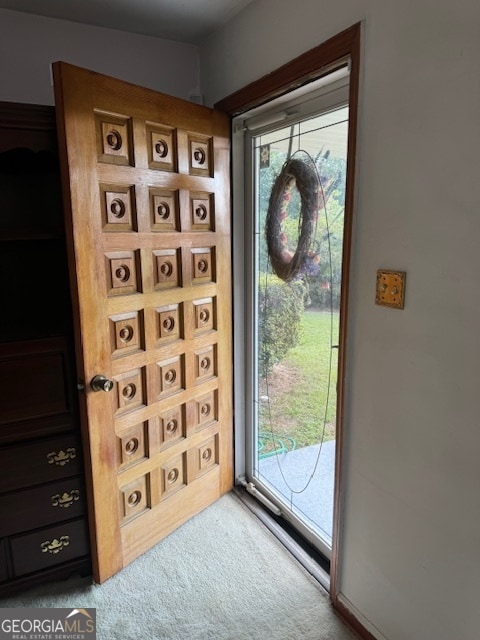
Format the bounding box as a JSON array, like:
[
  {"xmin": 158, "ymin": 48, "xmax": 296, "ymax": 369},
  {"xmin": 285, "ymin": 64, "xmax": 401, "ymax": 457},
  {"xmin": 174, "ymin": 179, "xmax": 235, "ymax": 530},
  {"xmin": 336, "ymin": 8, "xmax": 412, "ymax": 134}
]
[{"xmin": 252, "ymin": 105, "xmax": 348, "ymax": 552}]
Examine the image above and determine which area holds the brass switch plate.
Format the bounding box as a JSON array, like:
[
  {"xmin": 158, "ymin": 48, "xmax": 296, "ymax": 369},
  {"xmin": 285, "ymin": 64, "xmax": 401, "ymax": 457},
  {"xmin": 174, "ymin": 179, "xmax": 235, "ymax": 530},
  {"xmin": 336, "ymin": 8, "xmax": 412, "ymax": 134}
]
[{"xmin": 375, "ymin": 270, "xmax": 406, "ymax": 309}]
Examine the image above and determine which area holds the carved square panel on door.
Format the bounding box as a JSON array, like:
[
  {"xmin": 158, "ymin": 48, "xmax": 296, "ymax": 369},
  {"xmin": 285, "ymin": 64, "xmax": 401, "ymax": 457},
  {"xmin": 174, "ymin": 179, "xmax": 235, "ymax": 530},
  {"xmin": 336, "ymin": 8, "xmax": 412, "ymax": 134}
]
[
  {"xmin": 188, "ymin": 434, "xmax": 218, "ymax": 482},
  {"xmin": 95, "ymin": 111, "xmax": 133, "ymax": 166},
  {"xmin": 155, "ymin": 304, "xmax": 183, "ymax": 345},
  {"xmin": 153, "ymin": 249, "xmax": 181, "ymax": 290},
  {"xmin": 109, "ymin": 311, "xmax": 144, "ymax": 358},
  {"xmin": 188, "ymin": 134, "xmax": 212, "ymax": 177},
  {"xmin": 155, "ymin": 356, "xmax": 185, "ymax": 400},
  {"xmin": 193, "ymin": 298, "xmax": 216, "ymax": 335},
  {"xmin": 105, "ymin": 251, "xmax": 140, "ymax": 296},
  {"xmin": 194, "ymin": 345, "xmax": 217, "ymax": 385},
  {"xmin": 114, "ymin": 369, "xmax": 145, "ymax": 416},
  {"xmin": 146, "ymin": 124, "xmax": 176, "ymax": 172},
  {"xmin": 194, "ymin": 390, "xmax": 218, "ymax": 431},
  {"xmin": 190, "ymin": 192, "xmax": 214, "ymax": 231},
  {"xmin": 119, "ymin": 475, "xmax": 149, "ymax": 524},
  {"xmin": 100, "ymin": 184, "xmax": 137, "ymax": 232},
  {"xmin": 150, "ymin": 188, "xmax": 179, "ymax": 231},
  {"xmin": 157, "ymin": 405, "xmax": 186, "ymax": 450},
  {"xmin": 191, "ymin": 248, "xmax": 215, "ymax": 284},
  {"xmin": 160, "ymin": 453, "xmax": 186, "ymax": 500},
  {"xmin": 117, "ymin": 423, "xmax": 148, "ymax": 471}
]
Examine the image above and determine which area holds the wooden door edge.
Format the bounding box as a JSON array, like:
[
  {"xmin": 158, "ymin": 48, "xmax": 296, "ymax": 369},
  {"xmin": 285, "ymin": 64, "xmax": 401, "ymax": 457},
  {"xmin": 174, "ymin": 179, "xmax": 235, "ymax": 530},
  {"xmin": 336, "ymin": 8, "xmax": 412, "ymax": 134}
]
[{"xmin": 52, "ymin": 61, "xmax": 124, "ymax": 584}]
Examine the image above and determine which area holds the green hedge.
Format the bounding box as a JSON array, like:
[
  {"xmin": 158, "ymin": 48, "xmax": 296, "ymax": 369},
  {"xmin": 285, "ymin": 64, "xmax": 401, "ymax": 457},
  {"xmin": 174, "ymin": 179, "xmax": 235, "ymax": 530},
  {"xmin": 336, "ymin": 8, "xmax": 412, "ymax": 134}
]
[
  {"xmin": 258, "ymin": 274, "xmax": 308, "ymax": 377},
  {"xmin": 305, "ymin": 275, "xmax": 341, "ymax": 309}
]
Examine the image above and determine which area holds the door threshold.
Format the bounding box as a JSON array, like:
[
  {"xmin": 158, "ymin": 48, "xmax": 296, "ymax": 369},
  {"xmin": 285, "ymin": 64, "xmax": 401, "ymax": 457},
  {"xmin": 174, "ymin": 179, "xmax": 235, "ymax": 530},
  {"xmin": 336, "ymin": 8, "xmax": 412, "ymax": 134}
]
[{"xmin": 233, "ymin": 486, "xmax": 331, "ymax": 593}]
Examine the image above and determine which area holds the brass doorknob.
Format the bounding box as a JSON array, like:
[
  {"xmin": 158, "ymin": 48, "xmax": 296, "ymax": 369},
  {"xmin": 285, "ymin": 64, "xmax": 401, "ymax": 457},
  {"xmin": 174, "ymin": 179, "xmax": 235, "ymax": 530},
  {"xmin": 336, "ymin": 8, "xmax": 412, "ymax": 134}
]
[{"xmin": 90, "ymin": 375, "xmax": 114, "ymax": 392}]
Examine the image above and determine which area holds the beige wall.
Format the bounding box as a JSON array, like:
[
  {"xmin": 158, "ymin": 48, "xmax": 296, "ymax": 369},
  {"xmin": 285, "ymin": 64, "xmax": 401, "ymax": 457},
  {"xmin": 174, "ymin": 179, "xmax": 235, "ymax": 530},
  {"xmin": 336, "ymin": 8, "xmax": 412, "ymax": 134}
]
[
  {"xmin": 201, "ymin": 1, "xmax": 480, "ymax": 639},
  {"xmin": 0, "ymin": 8, "xmax": 200, "ymax": 105}
]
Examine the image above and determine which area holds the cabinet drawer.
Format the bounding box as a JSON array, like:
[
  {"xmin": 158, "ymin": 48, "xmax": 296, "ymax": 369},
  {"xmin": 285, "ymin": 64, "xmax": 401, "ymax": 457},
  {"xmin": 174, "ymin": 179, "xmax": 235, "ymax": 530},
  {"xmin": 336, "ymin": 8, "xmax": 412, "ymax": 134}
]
[
  {"xmin": 10, "ymin": 518, "xmax": 89, "ymax": 578},
  {"xmin": 0, "ymin": 338, "xmax": 73, "ymax": 426},
  {"xmin": 0, "ymin": 477, "xmax": 86, "ymax": 536},
  {"xmin": 0, "ymin": 433, "xmax": 82, "ymax": 492}
]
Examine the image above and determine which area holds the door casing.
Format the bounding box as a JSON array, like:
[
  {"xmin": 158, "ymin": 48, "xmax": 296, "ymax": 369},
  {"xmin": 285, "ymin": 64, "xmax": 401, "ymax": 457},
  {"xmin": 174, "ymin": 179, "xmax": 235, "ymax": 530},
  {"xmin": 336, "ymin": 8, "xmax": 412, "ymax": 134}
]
[{"xmin": 216, "ymin": 22, "xmax": 361, "ymax": 601}]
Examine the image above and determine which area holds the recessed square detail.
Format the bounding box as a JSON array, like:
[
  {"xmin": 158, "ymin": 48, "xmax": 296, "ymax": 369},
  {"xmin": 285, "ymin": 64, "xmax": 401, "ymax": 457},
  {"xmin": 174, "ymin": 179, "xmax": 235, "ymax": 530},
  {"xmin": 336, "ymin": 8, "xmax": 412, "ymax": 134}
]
[
  {"xmin": 194, "ymin": 390, "xmax": 218, "ymax": 430},
  {"xmin": 188, "ymin": 434, "xmax": 218, "ymax": 481},
  {"xmin": 193, "ymin": 298, "xmax": 216, "ymax": 334},
  {"xmin": 120, "ymin": 475, "xmax": 149, "ymax": 523},
  {"xmin": 155, "ymin": 304, "xmax": 183, "ymax": 344},
  {"xmin": 109, "ymin": 311, "xmax": 143, "ymax": 357},
  {"xmin": 95, "ymin": 111, "xmax": 133, "ymax": 166},
  {"xmin": 150, "ymin": 188, "xmax": 180, "ymax": 231},
  {"xmin": 100, "ymin": 184, "xmax": 137, "ymax": 232},
  {"xmin": 114, "ymin": 368, "xmax": 145, "ymax": 415},
  {"xmin": 375, "ymin": 270, "xmax": 406, "ymax": 309},
  {"xmin": 160, "ymin": 453, "xmax": 186, "ymax": 500},
  {"xmin": 188, "ymin": 134, "xmax": 212, "ymax": 177},
  {"xmin": 146, "ymin": 124, "xmax": 176, "ymax": 172},
  {"xmin": 158, "ymin": 405, "xmax": 186, "ymax": 449},
  {"xmin": 198, "ymin": 435, "xmax": 218, "ymax": 473},
  {"xmin": 190, "ymin": 192, "xmax": 214, "ymax": 231},
  {"xmin": 117, "ymin": 423, "xmax": 148, "ymax": 470},
  {"xmin": 153, "ymin": 249, "xmax": 181, "ymax": 289},
  {"xmin": 156, "ymin": 355, "xmax": 185, "ymax": 399},
  {"xmin": 191, "ymin": 247, "xmax": 215, "ymax": 284},
  {"xmin": 194, "ymin": 345, "xmax": 217, "ymax": 384},
  {"xmin": 105, "ymin": 251, "xmax": 140, "ymax": 296}
]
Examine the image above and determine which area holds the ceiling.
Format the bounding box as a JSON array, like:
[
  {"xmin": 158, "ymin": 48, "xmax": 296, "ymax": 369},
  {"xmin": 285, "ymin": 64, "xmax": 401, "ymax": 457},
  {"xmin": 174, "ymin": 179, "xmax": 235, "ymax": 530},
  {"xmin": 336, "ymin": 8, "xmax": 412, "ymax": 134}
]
[{"xmin": 0, "ymin": 0, "xmax": 255, "ymax": 44}]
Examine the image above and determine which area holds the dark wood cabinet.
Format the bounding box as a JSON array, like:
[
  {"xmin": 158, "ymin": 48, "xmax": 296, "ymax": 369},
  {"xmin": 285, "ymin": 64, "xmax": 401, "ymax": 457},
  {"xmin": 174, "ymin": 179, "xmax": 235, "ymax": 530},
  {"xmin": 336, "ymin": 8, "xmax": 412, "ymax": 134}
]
[{"xmin": 0, "ymin": 102, "xmax": 91, "ymax": 595}]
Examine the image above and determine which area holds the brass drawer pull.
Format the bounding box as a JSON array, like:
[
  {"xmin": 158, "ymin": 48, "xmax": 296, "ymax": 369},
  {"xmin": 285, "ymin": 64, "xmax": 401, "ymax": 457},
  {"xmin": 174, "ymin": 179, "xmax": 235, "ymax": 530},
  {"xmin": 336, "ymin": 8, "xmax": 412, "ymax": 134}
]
[
  {"xmin": 51, "ymin": 490, "xmax": 80, "ymax": 509},
  {"xmin": 40, "ymin": 535, "xmax": 70, "ymax": 554},
  {"xmin": 46, "ymin": 448, "xmax": 77, "ymax": 466}
]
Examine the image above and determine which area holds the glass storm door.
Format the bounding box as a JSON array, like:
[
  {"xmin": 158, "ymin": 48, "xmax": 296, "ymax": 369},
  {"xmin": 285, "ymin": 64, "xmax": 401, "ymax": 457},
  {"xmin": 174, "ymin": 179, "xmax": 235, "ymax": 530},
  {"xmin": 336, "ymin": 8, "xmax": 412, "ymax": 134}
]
[{"xmin": 245, "ymin": 75, "xmax": 349, "ymax": 559}]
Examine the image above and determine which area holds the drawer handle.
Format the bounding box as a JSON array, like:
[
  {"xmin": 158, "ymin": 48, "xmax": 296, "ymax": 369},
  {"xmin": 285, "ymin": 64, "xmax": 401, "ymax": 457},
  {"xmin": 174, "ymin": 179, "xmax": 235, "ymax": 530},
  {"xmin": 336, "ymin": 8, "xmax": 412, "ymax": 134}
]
[
  {"xmin": 51, "ymin": 490, "xmax": 80, "ymax": 509},
  {"xmin": 40, "ymin": 535, "xmax": 70, "ymax": 554},
  {"xmin": 47, "ymin": 448, "xmax": 77, "ymax": 466}
]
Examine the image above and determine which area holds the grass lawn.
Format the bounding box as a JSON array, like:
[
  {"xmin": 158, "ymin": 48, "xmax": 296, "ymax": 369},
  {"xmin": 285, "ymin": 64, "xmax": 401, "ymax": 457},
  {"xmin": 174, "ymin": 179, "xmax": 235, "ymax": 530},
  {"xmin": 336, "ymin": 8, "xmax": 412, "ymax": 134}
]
[{"xmin": 259, "ymin": 309, "xmax": 339, "ymax": 451}]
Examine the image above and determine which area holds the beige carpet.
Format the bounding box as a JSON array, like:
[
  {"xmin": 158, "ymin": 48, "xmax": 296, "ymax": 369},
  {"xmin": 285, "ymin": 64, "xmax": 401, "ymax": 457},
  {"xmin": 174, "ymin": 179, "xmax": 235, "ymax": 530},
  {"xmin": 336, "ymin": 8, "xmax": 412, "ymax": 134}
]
[{"xmin": 0, "ymin": 492, "xmax": 356, "ymax": 640}]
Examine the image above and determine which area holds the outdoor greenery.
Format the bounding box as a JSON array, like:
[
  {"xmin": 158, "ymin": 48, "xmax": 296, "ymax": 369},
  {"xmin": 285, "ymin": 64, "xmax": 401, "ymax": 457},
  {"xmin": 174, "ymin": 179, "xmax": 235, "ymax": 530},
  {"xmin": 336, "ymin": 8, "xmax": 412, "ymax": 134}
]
[
  {"xmin": 257, "ymin": 148, "xmax": 346, "ymax": 303},
  {"xmin": 258, "ymin": 274, "xmax": 308, "ymax": 377},
  {"xmin": 259, "ymin": 310, "xmax": 339, "ymax": 450},
  {"xmin": 257, "ymin": 145, "xmax": 346, "ymax": 451},
  {"xmin": 305, "ymin": 191, "xmax": 344, "ymax": 309}
]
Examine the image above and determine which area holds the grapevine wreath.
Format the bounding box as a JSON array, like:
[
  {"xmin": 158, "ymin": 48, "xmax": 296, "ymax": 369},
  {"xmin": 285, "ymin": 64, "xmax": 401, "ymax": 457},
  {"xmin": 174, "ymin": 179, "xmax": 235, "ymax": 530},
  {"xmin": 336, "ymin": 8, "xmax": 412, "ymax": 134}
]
[{"xmin": 265, "ymin": 156, "xmax": 321, "ymax": 282}]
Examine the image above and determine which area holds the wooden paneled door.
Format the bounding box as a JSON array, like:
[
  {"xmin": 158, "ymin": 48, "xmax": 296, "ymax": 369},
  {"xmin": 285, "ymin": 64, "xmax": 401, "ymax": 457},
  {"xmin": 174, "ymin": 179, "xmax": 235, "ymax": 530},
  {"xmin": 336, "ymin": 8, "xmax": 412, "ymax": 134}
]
[{"xmin": 53, "ymin": 62, "xmax": 233, "ymax": 583}]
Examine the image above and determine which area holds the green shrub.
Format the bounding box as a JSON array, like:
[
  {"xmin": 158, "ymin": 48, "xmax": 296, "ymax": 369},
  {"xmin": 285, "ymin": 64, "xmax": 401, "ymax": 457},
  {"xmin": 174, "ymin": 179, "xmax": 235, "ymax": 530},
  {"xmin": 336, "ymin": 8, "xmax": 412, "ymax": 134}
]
[
  {"xmin": 305, "ymin": 274, "xmax": 341, "ymax": 310},
  {"xmin": 258, "ymin": 274, "xmax": 308, "ymax": 377}
]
